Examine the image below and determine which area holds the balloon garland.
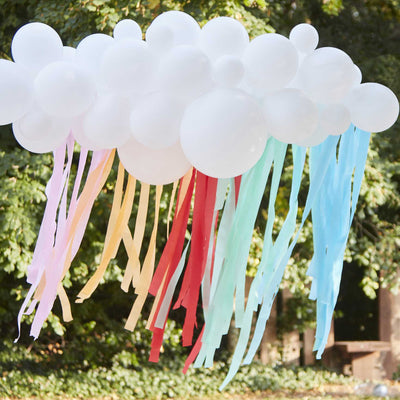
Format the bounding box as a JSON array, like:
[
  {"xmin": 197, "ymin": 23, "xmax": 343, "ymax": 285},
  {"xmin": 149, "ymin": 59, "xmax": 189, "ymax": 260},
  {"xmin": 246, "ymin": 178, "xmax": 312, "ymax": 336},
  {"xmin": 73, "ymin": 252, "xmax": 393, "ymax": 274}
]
[{"xmin": 1, "ymin": 11, "xmax": 399, "ymax": 388}]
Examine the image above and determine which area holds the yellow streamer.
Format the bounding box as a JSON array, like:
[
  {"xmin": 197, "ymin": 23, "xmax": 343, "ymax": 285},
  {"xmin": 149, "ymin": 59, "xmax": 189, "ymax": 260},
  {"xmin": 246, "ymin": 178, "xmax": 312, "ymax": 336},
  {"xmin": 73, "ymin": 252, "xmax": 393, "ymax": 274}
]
[
  {"xmin": 121, "ymin": 182, "xmax": 150, "ymax": 292},
  {"xmin": 76, "ymin": 172, "xmax": 136, "ymax": 303},
  {"xmin": 125, "ymin": 185, "xmax": 163, "ymax": 331},
  {"xmin": 57, "ymin": 284, "xmax": 73, "ymax": 322},
  {"xmin": 167, "ymin": 180, "xmax": 178, "ymax": 238}
]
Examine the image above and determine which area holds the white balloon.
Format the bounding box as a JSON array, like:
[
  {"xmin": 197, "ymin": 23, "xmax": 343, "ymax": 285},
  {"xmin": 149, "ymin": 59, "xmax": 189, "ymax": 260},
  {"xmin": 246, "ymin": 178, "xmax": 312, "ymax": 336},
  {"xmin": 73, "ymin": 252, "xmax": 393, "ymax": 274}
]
[
  {"xmin": 346, "ymin": 83, "xmax": 399, "ymax": 132},
  {"xmin": 11, "ymin": 22, "xmax": 63, "ymax": 74},
  {"xmin": 82, "ymin": 94, "xmax": 132, "ymax": 149},
  {"xmin": 352, "ymin": 64, "xmax": 362, "ymax": 86},
  {"xmin": 146, "ymin": 11, "xmax": 200, "ymax": 47},
  {"xmin": 118, "ymin": 138, "xmax": 191, "ymax": 185},
  {"xmin": 0, "ymin": 60, "xmax": 33, "ymax": 125},
  {"xmin": 34, "ymin": 61, "xmax": 96, "ymax": 118},
  {"xmin": 298, "ymin": 47, "xmax": 354, "ymax": 104},
  {"xmin": 262, "ymin": 88, "xmax": 318, "ymax": 143},
  {"xmin": 243, "ymin": 33, "xmax": 298, "ymax": 92},
  {"xmin": 180, "ymin": 88, "xmax": 268, "ymax": 178},
  {"xmin": 12, "ymin": 106, "xmax": 70, "ymax": 153},
  {"xmin": 289, "ymin": 24, "xmax": 319, "ymax": 54},
  {"xmin": 130, "ymin": 92, "xmax": 184, "ymax": 149},
  {"xmin": 63, "ymin": 46, "xmax": 77, "ymax": 63},
  {"xmin": 145, "ymin": 24, "xmax": 174, "ymax": 55},
  {"xmin": 295, "ymin": 127, "xmax": 328, "ymax": 147},
  {"xmin": 158, "ymin": 45, "xmax": 213, "ymax": 100},
  {"xmin": 113, "ymin": 19, "xmax": 142, "ymax": 41},
  {"xmin": 72, "ymin": 119, "xmax": 104, "ymax": 151},
  {"xmin": 199, "ymin": 17, "xmax": 249, "ymax": 61},
  {"xmin": 319, "ymin": 104, "xmax": 351, "ymax": 136},
  {"xmin": 76, "ymin": 33, "xmax": 114, "ymax": 73},
  {"xmin": 99, "ymin": 39, "xmax": 157, "ymax": 95},
  {"xmin": 212, "ymin": 55, "xmax": 244, "ymax": 87}
]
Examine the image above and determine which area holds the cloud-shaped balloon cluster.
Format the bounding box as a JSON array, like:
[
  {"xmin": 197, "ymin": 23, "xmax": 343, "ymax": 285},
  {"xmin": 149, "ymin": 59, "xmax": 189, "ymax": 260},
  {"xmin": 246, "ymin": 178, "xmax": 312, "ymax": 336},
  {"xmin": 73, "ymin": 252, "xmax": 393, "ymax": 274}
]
[{"xmin": 0, "ymin": 11, "xmax": 398, "ymax": 183}]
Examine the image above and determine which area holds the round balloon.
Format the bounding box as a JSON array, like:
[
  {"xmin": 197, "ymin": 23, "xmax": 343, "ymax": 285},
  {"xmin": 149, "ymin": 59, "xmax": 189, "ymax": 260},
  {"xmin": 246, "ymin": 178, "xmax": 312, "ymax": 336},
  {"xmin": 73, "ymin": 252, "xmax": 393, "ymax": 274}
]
[
  {"xmin": 199, "ymin": 17, "xmax": 249, "ymax": 61},
  {"xmin": 319, "ymin": 104, "xmax": 351, "ymax": 136},
  {"xmin": 34, "ymin": 61, "xmax": 96, "ymax": 118},
  {"xmin": 212, "ymin": 55, "xmax": 244, "ymax": 88},
  {"xmin": 145, "ymin": 24, "xmax": 174, "ymax": 55},
  {"xmin": 11, "ymin": 22, "xmax": 63, "ymax": 74},
  {"xmin": 82, "ymin": 94, "xmax": 132, "ymax": 149},
  {"xmin": 99, "ymin": 39, "xmax": 157, "ymax": 95},
  {"xmin": 72, "ymin": 119, "xmax": 104, "ymax": 151},
  {"xmin": 76, "ymin": 33, "xmax": 114, "ymax": 73},
  {"xmin": 118, "ymin": 138, "xmax": 191, "ymax": 185},
  {"xmin": 243, "ymin": 33, "xmax": 298, "ymax": 92},
  {"xmin": 298, "ymin": 47, "xmax": 354, "ymax": 103},
  {"xmin": 346, "ymin": 83, "xmax": 399, "ymax": 132},
  {"xmin": 289, "ymin": 24, "xmax": 319, "ymax": 54},
  {"xmin": 113, "ymin": 19, "xmax": 142, "ymax": 41},
  {"xmin": 158, "ymin": 45, "xmax": 213, "ymax": 100},
  {"xmin": 262, "ymin": 88, "xmax": 318, "ymax": 143},
  {"xmin": 63, "ymin": 46, "xmax": 77, "ymax": 63},
  {"xmin": 295, "ymin": 126, "xmax": 328, "ymax": 147},
  {"xmin": 145, "ymin": 11, "xmax": 200, "ymax": 47},
  {"xmin": 130, "ymin": 91, "xmax": 184, "ymax": 149},
  {"xmin": 180, "ymin": 88, "xmax": 268, "ymax": 178},
  {"xmin": 12, "ymin": 106, "xmax": 70, "ymax": 153},
  {"xmin": 0, "ymin": 60, "xmax": 33, "ymax": 125}
]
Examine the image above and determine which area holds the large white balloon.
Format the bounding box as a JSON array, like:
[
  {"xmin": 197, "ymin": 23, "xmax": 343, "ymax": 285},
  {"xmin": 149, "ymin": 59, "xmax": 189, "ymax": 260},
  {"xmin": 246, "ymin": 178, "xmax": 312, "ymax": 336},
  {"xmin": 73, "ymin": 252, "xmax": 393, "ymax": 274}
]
[
  {"xmin": 130, "ymin": 92, "xmax": 184, "ymax": 149},
  {"xmin": 346, "ymin": 83, "xmax": 399, "ymax": 132},
  {"xmin": 145, "ymin": 11, "xmax": 200, "ymax": 47},
  {"xmin": 199, "ymin": 17, "xmax": 249, "ymax": 61},
  {"xmin": 212, "ymin": 55, "xmax": 244, "ymax": 88},
  {"xmin": 118, "ymin": 138, "xmax": 191, "ymax": 185},
  {"xmin": 76, "ymin": 33, "xmax": 114, "ymax": 73},
  {"xmin": 12, "ymin": 106, "xmax": 70, "ymax": 153},
  {"xmin": 289, "ymin": 24, "xmax": 319, "ymax": 54},
  {"xmin": 0, "ymin": 60, "xmax": 33, "ymax": 125},
  {"xmin": 158, "ymin": 45, "xmax": 213, "ymax": 100},
  {"xmin": 298, "ymin": 47, "xmax": 354, "ymax": 104},
  {"xmin": 113, "ymin": 19, "xmax": 142, "ymax": 41},
  {"xmin": 262, "ymin": 88, "xmax": 318, "ymax": 143},
  {"xmin": 82, "ymin": 94, "xmax": 132, "ymax": 149},
  {"xmin": 34, "ymin": 61, "xmax": 96, "ymax": 118},
  {"xmin": 319, "ymin": 104, "xmax": 351, "ymax": 136},
  {"xmin": 99, "ymin": 39, "xmax": 157, "ymax": 95},
  {"xmin": 243, "ymin": 33, "xmax": 298, "ymax": 92},
  {"xmin": 11, "ymin": 22, "xmax": 63, "ymax": 74},
  {"xmin": 63, "ymin": 46, "xmax": 77, "ymax": 63},
  {"xmin": 180, "ymin": 88, "xmax": 268, "ymax": 178}
]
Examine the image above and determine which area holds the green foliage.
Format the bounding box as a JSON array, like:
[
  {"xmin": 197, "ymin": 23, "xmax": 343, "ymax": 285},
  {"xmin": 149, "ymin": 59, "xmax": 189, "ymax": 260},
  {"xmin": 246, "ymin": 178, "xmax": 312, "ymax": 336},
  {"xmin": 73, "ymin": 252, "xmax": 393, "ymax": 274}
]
[{"xmin": 0, "ymin": 339, "xmax": 356, "ymax": 399}]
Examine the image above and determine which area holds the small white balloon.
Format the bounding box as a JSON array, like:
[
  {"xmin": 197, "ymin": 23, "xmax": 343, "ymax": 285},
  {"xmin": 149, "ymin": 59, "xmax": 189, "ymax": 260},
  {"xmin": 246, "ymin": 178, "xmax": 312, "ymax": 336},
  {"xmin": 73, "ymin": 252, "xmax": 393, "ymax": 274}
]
[
  {"xmin": 118, "ymin": 138, "xmax": 191, "ymax": 185},
  {"xmin": 11, "ymin": 22, "xmax": 63, "ymax": 74},
  {"xmin": 99, "ymin": 39, "xmax": 157, "ymax": 95},
  {"xmin": 113, "ymin": 19, "xmax": 142, "ymax": 41},
  {"xmin": 346, "ymin": 82, "xmax": 399, "ymax": 132},
  {"xmin": 319, "ymin": 104, "xmax": 351, "ymax": 136},
  {"xmin": 295, "ymin": 127, "xmax": 328, "ymax": 147},
  {"xmin": 72, "ymin": 119, "xmax": 104, "ymax": 151},
  {"xmin": 76, "ymin": 33, "xmax": 114, "ymax": 73},
  {"xmin": 12, "ymin": 106, "xmax": 70, "ymax": 153},
  {"xmin": 145, "ymin": 11, "xmax": 200, "ymax": 47},
  {"xmin": 298, "ymin": 47, "xmax": 354, "ymax": 103},
  {"xmin": 180, "ymin": 88, "xmax": 268, "ymax": 178},
  {"xmin": 82, "ymin": 94, "xmax": 132, "ymax": 149},
  {"xmin": 130, "ymin": 92, "xmax": 184, "ymax": 149},
  {"xmin": 34, "ymin": 61, "xmax": 96, "ymax": 118},
  {"xmin": 212, "ymin": 55, "xmax": 244, "ymax": 87},
  {"xmin": 262, "ymin": 88, "xmax": 319, "ymax": 143},
  {"xmin": 63, "ymin": 46, "xmax": 77, "ymax": 63},
  {"xmin": 243, "ymin": 33, "xmax": 298, "ymax": 92},
  {"xmin": 289, "ymin": 23, "xmax": 319, "ymax": 54},
  {"xmin": 158, "ymin": 45, "xmax": 213, "ymax": 100},
  {"xmin": 199, "ymin": 17, "xmax": 249, "ymax": 61},
  {"xmin": 0, "ymin": 60, "xmax": 33, "ymax": 125}
]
